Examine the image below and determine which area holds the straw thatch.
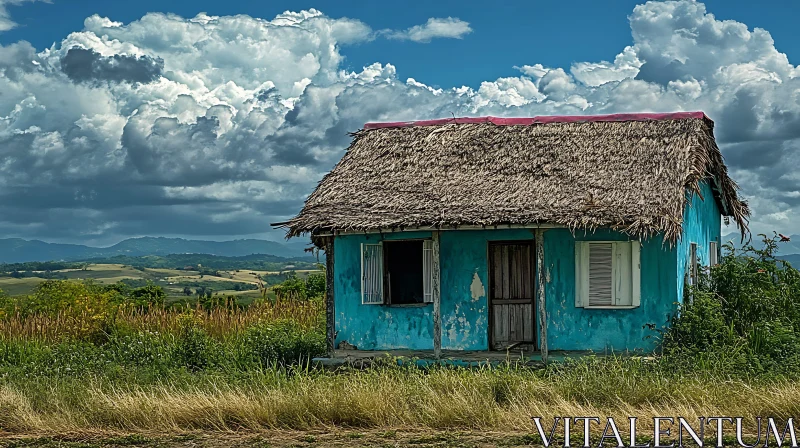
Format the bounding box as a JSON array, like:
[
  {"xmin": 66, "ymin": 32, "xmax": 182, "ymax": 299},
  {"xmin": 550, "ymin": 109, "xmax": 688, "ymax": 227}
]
[{"xmin": 278, "ymin": 114, "xmax": 749, "ymax": 243}]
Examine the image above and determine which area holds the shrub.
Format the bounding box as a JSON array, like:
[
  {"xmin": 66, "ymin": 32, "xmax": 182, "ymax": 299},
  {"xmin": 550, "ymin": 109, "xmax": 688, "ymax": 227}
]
[
  {"xmin": 238, "ymin": 320, "xmax": 325, "ymax": 367},
  {"xmin": 127, "ymin": 283, "xmax": 166, "ymax": 307},
  {"xmin": 305, "ymin": 273, "xmax": 326, "ymax": 300},
  {"xmin": 272, "ymin": 274, "xmax": 307, "ymax": 301},
  {"xmin": 172, "ymin": 315, "xmax": 219, "ymax": 371},
  {"xmin": 662, "ymin": 233, "xmax": 800, "ymax": 374},
  {"xmin": 105, "ymin": 330, "xmax": 172, "ymax": 369}
]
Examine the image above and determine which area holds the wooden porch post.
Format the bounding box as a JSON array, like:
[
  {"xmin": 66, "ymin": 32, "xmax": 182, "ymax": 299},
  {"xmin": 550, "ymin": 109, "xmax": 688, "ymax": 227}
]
[
  {"xmin": 535, "ymin": 229, "xmax": 548, "ymax": 363},
  {"xmin": 432, "ymin": 230, "xmax": 442, "ymax": 359},
  {"xmin": 324, "ymin": 237, "xmax": 335, "ymax": 358}
]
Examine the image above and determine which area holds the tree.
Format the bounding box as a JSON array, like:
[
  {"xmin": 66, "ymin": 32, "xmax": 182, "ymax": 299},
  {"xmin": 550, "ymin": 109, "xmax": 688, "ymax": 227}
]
[
  {"xmin": 305, "ymin": 272, "xmax": 326, "ymax": 299},
  {"xmin": 183, "ymin": 286, "xmax": 193, "ymax": 296},
  {"xmin": 129, "ymin": 283, "xmax": 166, "ymax": 307}
]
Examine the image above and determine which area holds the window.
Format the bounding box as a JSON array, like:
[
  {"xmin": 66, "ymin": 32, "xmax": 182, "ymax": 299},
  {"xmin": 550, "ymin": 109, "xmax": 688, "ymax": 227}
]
[
  {"xmin": 688, "ymin": 242, "xmax": 698, "ymax": 286},
  {"xmin": 361, "ymin": 240, "xmax": 434, "ymax": 305},
  {"xmin": 575, "ymin": 241, "xmax": 640, "ymax": 308},
  {"xmin": 709, "ymin": 241, "xmax": 719, "ymax": 266}
]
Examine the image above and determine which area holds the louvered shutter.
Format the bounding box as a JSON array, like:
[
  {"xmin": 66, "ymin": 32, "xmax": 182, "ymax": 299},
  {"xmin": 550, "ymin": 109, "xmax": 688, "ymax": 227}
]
[
  {"xmin": 588, "ymin": 243, "xmax": 614, "ymax": 306},
  {"xmin": 709, "ymin": 241, "xmax": 719, "ymax": 266},
  {"xmin": 422, "ymin": 239, "xmax": 434, "ymax": 303},
  {"xmin": 631, "ymin": 241, "xmax": 641, "ymax": 307},
  {"xmin": 361, "ymin": 243, "xmax": 384, "ymax": 304},
  {"xmin": 576, "ymin": 241, "xmax": 640, "ymax": 308},
  {"xmin": 575, "ymin": 241, "xmax": 589, "ymax": 307}
]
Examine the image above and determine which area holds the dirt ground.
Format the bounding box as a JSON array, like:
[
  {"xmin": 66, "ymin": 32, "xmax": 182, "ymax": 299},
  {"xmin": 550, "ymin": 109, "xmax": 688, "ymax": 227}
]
[{"xmin": 0, "ymin": 430, "xmax": 546, "ymax": 447}]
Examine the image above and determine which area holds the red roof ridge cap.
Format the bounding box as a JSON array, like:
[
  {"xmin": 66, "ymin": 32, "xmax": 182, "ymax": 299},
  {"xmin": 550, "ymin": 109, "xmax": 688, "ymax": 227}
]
[{"xmin": 363, "ymin": 111, "xmax": 709, "ymax": 130}]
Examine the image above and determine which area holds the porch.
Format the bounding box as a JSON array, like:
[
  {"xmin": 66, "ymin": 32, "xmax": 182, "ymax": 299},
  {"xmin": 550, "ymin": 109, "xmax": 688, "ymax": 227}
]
[{"xmin": 312, "ymin": 349, "xmax": 613, "ymax": 369}]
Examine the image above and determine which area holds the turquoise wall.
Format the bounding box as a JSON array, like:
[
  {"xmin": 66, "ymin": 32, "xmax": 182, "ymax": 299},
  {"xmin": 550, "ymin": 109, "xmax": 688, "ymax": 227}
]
[
  {"xmin": 675, "ymin": 181, "xmax": 723, "ymax": 304},
  {"xmin": 333, "ymin": 210, "xmax": 718, "ymax": 352},
  {"xmin": 543, "ymin": 229, "xmax": 676, "ymax": 352},
  {"xmin": 333, "ymin": 229, "xmax": 533, "ymax": 350},
  {"xmin": 334, "ymin": 231, "xmax": 435, "ymax": 350}
]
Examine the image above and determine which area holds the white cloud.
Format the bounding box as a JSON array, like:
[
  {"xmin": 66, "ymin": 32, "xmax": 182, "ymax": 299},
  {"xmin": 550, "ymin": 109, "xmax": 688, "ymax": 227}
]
[
  {"xmin": 0, "ymin": 1, "xmax": 799, "ymax": 243},
  {"xmin": 384, "ymin": 17, "xmax": 472, "ymax": 43}
]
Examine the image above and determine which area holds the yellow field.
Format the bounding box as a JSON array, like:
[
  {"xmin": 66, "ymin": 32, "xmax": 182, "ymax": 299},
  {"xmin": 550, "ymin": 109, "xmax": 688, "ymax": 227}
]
[
  {"xmin": 0, "ymin": 264, "xmax": 309, "ymax": 298},
  {"xmin": 0, "ymin": 277, "xmax": 46, "ymax": 296}
]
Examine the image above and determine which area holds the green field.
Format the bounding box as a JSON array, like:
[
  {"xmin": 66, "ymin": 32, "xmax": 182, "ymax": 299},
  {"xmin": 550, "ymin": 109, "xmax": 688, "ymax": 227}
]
[
  {"xmin": 0, "ymin": 277, "xmax": 46, "ymax": 296},
  {"xmin": 0, "ymin": 263, "xmax": 321, "ymax": 302}
]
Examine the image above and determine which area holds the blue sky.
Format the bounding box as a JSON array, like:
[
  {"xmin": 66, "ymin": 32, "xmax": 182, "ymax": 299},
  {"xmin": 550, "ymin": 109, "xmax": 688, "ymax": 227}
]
[{"xmin": 0, "ymin": 0, "xmax": 798, "ymax": 245}]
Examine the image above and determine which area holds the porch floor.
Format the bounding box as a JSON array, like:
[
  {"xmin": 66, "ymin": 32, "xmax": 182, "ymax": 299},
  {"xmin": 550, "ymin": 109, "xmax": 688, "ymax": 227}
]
[{"xmin": 314, "ymin": 349, "xmax": 616, "ymax": 368}]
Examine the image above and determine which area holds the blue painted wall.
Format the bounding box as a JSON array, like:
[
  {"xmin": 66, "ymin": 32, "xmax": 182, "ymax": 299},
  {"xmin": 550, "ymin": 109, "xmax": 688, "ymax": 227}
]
[
  {"xmin": 675, "ymin": 181, "xmax": 723, "ymax": 304},
  {"xmin": 543, "ymin": 229, "xmax": 676, "ymax": 352},
  {"xmin": 334, "ymin": 229, "xmax": 533, "ymax": 350},
  {"xmin": 333, "ymin": 186, "xmax": 720, "ymax": 352},
  {"xmin": 334, "ymin": 231, "xmax": 435, "ymax": 350},
  {"xmin": 438, "ymin": 229, "xmax": 533, "ymax": 350}
]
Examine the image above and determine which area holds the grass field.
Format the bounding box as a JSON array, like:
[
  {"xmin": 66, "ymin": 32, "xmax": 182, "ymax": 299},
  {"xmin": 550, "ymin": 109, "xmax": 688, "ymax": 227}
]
[
  {"xmin": 0, "ymin": 264, "xmax": 320, "ymax": 303},
  {"xmin": 0, "ymin": 359, "xmax": 786, "ymax": 446},
  {"xmin": 0, "ymin": 277, "xmax": 44, "ymax": 296}
]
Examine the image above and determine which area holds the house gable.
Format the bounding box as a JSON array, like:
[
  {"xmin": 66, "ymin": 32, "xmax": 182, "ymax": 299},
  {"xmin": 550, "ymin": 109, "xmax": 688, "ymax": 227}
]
[{"xmin": 676, "ymin": 180, "xmax": 723, "ymax": 304}]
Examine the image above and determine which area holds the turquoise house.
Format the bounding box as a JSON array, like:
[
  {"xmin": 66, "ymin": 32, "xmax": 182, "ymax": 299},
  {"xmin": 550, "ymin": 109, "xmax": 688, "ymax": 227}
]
[{"xmin": 277, "ymin": 112, "xmax": 749, "ymax": 359}]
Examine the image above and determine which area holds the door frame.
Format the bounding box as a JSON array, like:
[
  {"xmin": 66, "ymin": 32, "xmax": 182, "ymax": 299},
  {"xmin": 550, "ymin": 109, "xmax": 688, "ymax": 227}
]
[{"xmin": 487, "ymin": 239, "xmax": 536, "ymax": 350}]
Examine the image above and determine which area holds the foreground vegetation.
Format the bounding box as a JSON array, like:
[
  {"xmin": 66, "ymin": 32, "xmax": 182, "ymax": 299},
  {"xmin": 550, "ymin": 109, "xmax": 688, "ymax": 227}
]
[
  {"xmin": 1, "ymin": 359, "xmax": 797, "ymax": 436},
  {"xmin": 0, "ymin": 234, "xmax": 797, "ymax": 443}
]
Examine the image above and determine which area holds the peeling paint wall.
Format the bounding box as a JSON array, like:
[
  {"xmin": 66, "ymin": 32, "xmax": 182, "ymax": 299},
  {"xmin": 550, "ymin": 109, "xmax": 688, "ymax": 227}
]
[
  {"xmin": 333, "ymin": 231, "xmax": 434, "ymax": 350},
  {"xmin": 333, "ymin": 229, "xmax": 532, "ymax": 350},
  {"xmin": 675, "ymin": 180, "xmax": 723, "ymax": 304},
  {"xmin": 333, "ymin": 215, "xmax": 716, "ymax": 352},
  {"xmin": 543, "ymin": 229, "xmax": 677, "ymax": 352}
]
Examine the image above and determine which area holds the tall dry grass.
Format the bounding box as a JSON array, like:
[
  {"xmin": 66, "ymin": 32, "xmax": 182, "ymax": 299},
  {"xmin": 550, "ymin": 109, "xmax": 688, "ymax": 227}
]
[
  {"xmin": 0, "ymin": 364, "xmax": 795, "ymax": 435},
  {"xmin": 0, "ymin": 299, "xmax": 323, "ymax": 342}
]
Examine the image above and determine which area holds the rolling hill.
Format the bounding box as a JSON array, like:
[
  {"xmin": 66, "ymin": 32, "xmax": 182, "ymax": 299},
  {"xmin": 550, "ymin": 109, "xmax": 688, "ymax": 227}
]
[
  {"xmin": 721, "ymin": 233, "xmax": 800, "ymax": 254},
  {"xmin": 0, "ymin": 237, "xmax": 313, "ymax": 263}
]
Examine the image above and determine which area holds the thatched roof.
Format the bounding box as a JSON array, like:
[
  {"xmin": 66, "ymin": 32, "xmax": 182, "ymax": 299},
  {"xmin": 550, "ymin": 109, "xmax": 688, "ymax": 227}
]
[{"xmin": 277, "ymin": 112, "xmax": 749, "ymax": 242}]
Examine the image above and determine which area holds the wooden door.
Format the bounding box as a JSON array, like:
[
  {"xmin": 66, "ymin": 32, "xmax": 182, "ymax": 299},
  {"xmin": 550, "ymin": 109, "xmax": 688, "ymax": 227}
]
[{"xmin": 489, "ymin": 241, "xmax": 535, "ymax": 349}]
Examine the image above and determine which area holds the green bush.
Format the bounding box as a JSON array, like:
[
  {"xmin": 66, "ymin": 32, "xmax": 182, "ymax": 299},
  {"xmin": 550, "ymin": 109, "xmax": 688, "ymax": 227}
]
[
  {"xmin": 238, "ymin": 320, "xmax": 325, "ymax": 367},
  {"xmin": 105, "ymin": 330, "xmax": 172, "ymax": 369},
  {"xmin": 127, "ymin": 283, "xmax": 166, "ymax": 307},
  {"xmin": 305, "ymin": 273, "xmax": 326, "ymax": 300},
  {"xmin": 172, "ymin": 316, "xmax": 219, "ymax": 371},
  {"xmin": 662, "ymin": 233, "xmax": 800, "ymax": 375}
]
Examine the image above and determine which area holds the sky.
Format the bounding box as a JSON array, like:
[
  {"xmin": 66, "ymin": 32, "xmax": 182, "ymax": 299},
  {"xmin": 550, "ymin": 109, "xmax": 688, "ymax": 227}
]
[{"xmin": 0, "ymin": 0, "xmax": 798, "ymax": 245}]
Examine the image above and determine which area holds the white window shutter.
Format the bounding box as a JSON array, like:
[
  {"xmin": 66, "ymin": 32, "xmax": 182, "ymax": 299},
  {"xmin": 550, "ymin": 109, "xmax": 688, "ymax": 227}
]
[
  {"xmin": 422, "ymin": 239, "xmax": 434, "ymax": 303},
  {"xmin": 576, "ymin": 241, "xmax": 639, "ymax": 308},
  {"xmin": 689, "ymin": 243, "xmax": 698, "ymax": 286},
  {"xmin": 709, "ymin": 241, "xmax": 718, "ymax": 266},
  {"xmin": 575, "ymin": 242, "xmax": 588, "ymax": 307},
  {"xmin": 612, "ymin": 242, "xmax": 632, "ymax": 306},
  {"xmin": 361, "ymin": 242, "xmax": 384, "ymax": 304},
  {"xmin": 588, "ymin": 242, "xmax": 614, "ymax": 306},
  {"xmin": 631, "ymin": 241, "xmax": 641, "ymax": 307}
]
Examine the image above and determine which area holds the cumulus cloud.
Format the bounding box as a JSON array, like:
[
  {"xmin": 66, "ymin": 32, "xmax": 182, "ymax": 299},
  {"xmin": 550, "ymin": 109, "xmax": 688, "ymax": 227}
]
[
  {"xmin": 61, "ymin": 48, "xmax": 164, "ymax": 84},
  {"xmin": 0, "ymin": 1, "xmax": 798, "ymax": 244},
  {"xmin": 384, "ymin": 17, "xmax": 472, "ymax": 42}
]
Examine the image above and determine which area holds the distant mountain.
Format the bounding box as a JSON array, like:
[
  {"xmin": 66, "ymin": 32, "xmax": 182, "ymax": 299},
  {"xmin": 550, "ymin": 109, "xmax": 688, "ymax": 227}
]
[
  {"xmin": 721, "ymin": 233, "xmax": 800, "ymax": 255},
  {"xmin": 0, "ymin": 237, "xmax": 313, "ymax": 263},
  {"xmin": 782, "ymin": 254, "xmax": 800, "ymax": 267}
]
